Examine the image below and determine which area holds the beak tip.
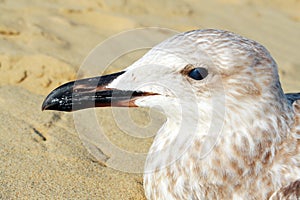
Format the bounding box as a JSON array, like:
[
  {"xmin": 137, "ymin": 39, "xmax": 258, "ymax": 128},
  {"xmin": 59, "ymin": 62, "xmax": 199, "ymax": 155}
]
[
  {"xmin": 41, "ymin": 98, "xmax": 49, "ymax": 111},
  {"xmin": 41, "ymin": 102, "xmax": 50, "ymax": 111},
  {"xmin": 41, "ymin": 98, "xmax": 54, "ymax": 111},
  {"xmin": 42, "ymin": 91, "xmax": 66, "ymax": 111},
  {"xmin": 41, "ymin": 82, "xmax": 74, "ymax": 112}
]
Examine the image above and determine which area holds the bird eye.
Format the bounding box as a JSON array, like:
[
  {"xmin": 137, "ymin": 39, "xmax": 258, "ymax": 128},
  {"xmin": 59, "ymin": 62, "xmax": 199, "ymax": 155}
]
[{"xmin": 188, "ymin": 67, "xmax": 208, "ymax": 80}]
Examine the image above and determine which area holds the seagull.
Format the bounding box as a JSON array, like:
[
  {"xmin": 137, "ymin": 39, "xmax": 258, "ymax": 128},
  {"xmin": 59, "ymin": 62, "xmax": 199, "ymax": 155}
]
[{"xmin": 42, "ymin": 29, "xmax": 300, "ymax": 199}]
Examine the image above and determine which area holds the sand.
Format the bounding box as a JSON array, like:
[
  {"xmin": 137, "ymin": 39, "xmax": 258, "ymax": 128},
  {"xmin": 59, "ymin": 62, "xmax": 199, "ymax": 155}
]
[{"xmin": 0, "ymin": 0, "xmax": 299, "ymax": 199}]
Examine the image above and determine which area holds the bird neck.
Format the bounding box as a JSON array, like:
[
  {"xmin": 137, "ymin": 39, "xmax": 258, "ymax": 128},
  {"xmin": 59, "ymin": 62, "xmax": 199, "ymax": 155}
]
[
  {"xmin": 146, "ymin": 94, "xmax": 294, "ymax": 167},
  {"xmin": 144, "ymin": 94, "xmax": 295, "ymax": 199}
]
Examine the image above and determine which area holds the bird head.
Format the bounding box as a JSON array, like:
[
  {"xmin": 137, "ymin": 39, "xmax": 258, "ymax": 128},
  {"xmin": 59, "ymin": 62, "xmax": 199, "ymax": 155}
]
[
  {"xmin": 42, "ymin": 29, "xmax": 289, "ymax": 164},
  {"xmin": 42, "ymin": 29, "xmax": 283, "ymax": 118}
]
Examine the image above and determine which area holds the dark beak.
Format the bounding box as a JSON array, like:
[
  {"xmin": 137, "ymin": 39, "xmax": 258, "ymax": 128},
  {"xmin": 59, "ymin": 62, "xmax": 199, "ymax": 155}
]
[{"xmin": 42, "ymin": 71, "xmax": 156, "ymax": 112}]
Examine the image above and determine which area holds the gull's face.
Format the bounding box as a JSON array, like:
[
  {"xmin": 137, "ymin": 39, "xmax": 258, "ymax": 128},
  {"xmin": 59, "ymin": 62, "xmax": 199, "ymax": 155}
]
[
  {"xmin": 41, "ymin": 50, "xmax": 218, "ymax": 114},
  {"xmin": 42, "ymin": 29, "xmax": 279, "ymax": 113}
]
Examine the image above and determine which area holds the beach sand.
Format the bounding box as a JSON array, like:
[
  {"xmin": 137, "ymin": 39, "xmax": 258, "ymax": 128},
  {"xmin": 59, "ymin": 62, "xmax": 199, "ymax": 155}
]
[{"xmin": 0, "ymin": 0, "xmax": 299, "ymax": 199}]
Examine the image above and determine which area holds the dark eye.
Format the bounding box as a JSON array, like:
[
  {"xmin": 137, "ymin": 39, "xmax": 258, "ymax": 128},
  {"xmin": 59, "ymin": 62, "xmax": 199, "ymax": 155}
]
[{"xmin": 188, "ymin": 67, "xmax": 208, "ymax": 80}]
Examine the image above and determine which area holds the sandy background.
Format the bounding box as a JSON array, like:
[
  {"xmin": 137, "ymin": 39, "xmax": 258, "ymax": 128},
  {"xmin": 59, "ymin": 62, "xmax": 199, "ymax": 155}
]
[{"xmin": 0, "ymin": 0, "xmax": 299, "ymax": 199}]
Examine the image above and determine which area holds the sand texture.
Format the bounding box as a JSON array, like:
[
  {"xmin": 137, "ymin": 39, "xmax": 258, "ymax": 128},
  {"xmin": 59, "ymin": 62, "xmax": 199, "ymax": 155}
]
[{"xmin": 0, "ymin": 0, "xmax": 299, "ymax": 199}]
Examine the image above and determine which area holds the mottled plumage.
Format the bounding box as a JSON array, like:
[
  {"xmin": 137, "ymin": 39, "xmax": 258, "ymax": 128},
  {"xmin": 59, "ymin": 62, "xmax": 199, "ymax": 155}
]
[
  {"xmin": 108, "ymin": 29, "xmax": 300, "ymax": 199},
  {"xmin": 43, "ymin": 29, "xmax": 300, "ymax": 199}
]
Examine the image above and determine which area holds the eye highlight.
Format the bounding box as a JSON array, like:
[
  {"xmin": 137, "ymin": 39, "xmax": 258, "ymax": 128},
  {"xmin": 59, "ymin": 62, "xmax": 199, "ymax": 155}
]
[{"xmin": 188, "ymin": 67, "xmax": 208, "ymax": 80}]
